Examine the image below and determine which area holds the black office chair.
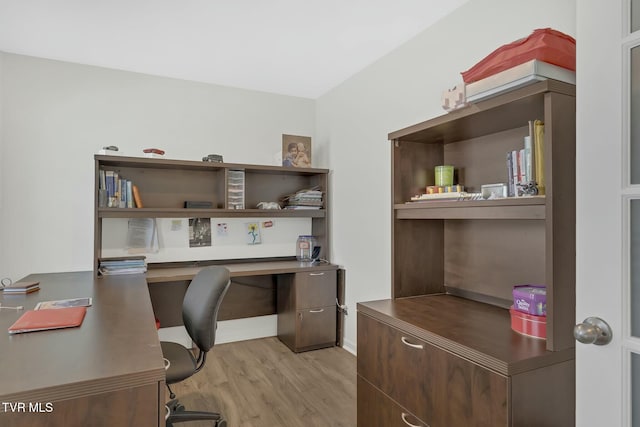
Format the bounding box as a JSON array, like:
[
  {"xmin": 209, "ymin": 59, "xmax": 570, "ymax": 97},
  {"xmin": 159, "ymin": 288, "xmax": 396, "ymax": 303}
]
[{"xmin": 161, "ymin": 266, "xmax": 231, "ymax": 427}]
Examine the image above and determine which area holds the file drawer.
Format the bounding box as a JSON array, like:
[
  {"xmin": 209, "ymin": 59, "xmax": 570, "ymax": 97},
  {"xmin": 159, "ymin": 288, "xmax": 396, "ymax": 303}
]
[
  {"xmin": 295, "ymin": 270, "xmax": 336, "ymax": 309},
  {"xmin": 357, "ymin": 375, "xmax": 428, "ymax": 427},
  {"xmin": 357, "ymin": 312, "xmax": 508, "ymax": 427}
]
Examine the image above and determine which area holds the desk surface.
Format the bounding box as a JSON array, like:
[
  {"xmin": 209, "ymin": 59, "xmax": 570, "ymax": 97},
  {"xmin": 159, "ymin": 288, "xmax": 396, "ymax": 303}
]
[
  {"xmin": 145, "ymin": 260, "xmax": 339, "ymax": 283},
  {"xmin": 0, "ymin": 271, "xmax": 165, "ymax": 403}
]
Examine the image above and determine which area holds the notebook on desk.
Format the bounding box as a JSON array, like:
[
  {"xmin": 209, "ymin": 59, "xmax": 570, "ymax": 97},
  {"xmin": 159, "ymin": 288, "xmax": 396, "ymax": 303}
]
[{"xmin": 8, "ymin": 307, "xmax": 87, "ymax": 335}]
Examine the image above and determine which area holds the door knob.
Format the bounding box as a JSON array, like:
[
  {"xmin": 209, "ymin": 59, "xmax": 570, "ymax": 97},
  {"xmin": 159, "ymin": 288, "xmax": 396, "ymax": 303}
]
[{"xmin": 574, "ymin": 317, "xmax": 613, "ymax": 345}]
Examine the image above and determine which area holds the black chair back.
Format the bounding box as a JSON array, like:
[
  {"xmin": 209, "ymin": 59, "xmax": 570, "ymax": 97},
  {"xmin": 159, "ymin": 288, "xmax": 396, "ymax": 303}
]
[{"xmin": 182, "ymin": 266, "xmax": 231, "ymax": 352}]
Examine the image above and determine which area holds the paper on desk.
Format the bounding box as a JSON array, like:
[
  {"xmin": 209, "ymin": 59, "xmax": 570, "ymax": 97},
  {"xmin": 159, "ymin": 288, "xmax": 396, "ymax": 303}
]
[{"xmin": 126, "ymin": 218, "xmax": 159, "ymax": 254}]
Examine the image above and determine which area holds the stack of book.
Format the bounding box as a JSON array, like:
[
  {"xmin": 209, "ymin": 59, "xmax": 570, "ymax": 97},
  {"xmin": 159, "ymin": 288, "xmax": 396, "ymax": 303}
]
[
  {"xmin": 283, "ymin": 187, "xmax": 323, "ymax": 210},
  {"xmin": 3, "ymin": 281, "xmax": 40, "ymax": 294},
  {"xmin": 98, "ymin": 256, "xmax": 147, "ymax": 276}
]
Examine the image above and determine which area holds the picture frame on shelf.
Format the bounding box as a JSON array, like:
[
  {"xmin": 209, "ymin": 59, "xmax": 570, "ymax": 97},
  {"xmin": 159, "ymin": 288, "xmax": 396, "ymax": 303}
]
[{"xmin": 282, "ymin": 134, "xmax": 312, "ymax": 168}]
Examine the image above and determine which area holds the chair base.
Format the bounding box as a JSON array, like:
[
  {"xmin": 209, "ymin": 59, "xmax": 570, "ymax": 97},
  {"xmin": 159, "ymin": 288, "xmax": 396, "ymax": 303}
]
[{"xmin": 165, "ymin": 399, "xmax": 226, "ymax": 427}]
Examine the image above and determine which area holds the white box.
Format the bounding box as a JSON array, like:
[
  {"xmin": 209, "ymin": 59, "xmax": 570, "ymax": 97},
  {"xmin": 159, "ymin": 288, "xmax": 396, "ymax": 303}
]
[{"xmin": 466, "ymin": 60, "xmax": 575, "ymax": 103}]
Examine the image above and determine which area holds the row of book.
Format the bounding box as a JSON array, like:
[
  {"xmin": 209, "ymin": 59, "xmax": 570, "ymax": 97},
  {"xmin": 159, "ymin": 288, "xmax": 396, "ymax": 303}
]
[
  {"xmin": 506, "ymin": 120, "xmax": 545, "ymax": 197},
  {"xmin": 98, "ymin": 256, "xmax": 147, "ymax": 276},
  {"xmin": 98, "ymin": 170, "xmax": 143, "ymax": 208},
  {"xmin": 283, "ymin": 187, "xmax": 323, "ymax": 210}
]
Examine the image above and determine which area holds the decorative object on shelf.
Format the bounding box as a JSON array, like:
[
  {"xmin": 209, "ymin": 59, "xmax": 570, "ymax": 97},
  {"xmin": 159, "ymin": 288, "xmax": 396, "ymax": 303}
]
[
  {"xmin": 516, "ymin": 181, "xmax": 539, "ymax": 197},
  {"xmin": 481, "ymin": 183, "xmax": 508, "ymax": 199},
  {"xmin": 246, "ymin": 222, "xmax": 261, "ymax": 245},
  {"xmin": 441, "ymin": 83, "xmax": 467, "ymax": 112},
  {"xmin": 256, "ymin": 201, "xmax": 281, "ymax": 209},
  {"xmin": 97, "ymin": 145, "xmax": 122, "ymax": 155},
  {"xmin": 434, "ymin": 165, "xmax": 455, "ymax": 187},
  {"xmin": 188, "ymin": 218, "xmax": 211, "ymax": 247},
  {"xmin": 184, "ymin": 201, "xmax": 214, "ymax": 209},
  {"xmin": 282, "ymin": 134, "xmax": 312, "ymax": 168},
  {"xmin": 202, "ymin": 154, "xmax": 223, "ymax": 163},
  {"xmin": 143, "ymin": 148, "xmax": 165, "ymax": 158}
]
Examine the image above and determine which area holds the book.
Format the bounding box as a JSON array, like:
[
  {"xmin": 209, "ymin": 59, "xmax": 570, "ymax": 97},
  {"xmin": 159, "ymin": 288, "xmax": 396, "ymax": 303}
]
[
  {"xmin": 132, "ymin": 185, "xmax": 143, "ymax": 208},
  {"xmin": 533, "ymin": 120, "xmax": 545, "ymax": 195},
  {"xmin": 35, "ymin": 297, "xmax": 92, "ymax": 310},
  {"xmin": 8, "ymin": 307, "xmax": 87, "ymax": 334},
  {"xmin": 2, "ymin": 281, "xmax": 40, "ymax": 294}
]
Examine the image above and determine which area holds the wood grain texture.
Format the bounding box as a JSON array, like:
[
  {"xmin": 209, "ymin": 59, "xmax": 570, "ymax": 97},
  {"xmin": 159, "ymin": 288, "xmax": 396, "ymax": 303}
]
[
  {"xmin": 0, "ymin": 272, "xmax": 164, "ymax": 427},
  {"xmin": 357, "ymin": 312, "xmax": 508, "ymax": 427},
  {"xmin": 167, "ymin": 337, "xmax": 356, "ymax": 427},
  {"xmin": 1, "ymin": 383, "xmax": 162, "ymax": 427},
  {"xmin": 444, "ymin": 219, "xmax": 546, "ymax": 304},
  {"xmin": 357, "ymin": 376, "xmax": 427, "ymax": 427},
  {"xmin": 357, "ymin": 297, "xmax": 574, "ymax": 376},
  {"xmin": 277, "ymin": 272, "xmax": 337, "ymax": 352}
]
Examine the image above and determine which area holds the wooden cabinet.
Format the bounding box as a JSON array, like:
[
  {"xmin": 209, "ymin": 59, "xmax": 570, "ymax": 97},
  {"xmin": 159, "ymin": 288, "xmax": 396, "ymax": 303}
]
[
  {"xmin": 357, "ymin": 80, "xmax": 576, "ymax": 426},
  {"xmin": 277, "ymin": 270, "xmax": 337, "ymax": 352},
  {"xmin": 93, "ymin": 155, "xmax": 330, "ymax": 273}
]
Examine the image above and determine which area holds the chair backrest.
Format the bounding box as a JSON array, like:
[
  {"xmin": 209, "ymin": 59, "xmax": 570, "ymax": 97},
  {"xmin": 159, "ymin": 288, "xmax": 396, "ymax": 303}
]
[{"xmin": 182, "ymin": 266, "xmax": 231, "ymax": 352}]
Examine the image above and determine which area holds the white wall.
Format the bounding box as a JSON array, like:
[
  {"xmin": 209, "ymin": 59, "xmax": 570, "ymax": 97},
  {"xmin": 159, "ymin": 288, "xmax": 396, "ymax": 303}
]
[
  {"xmin": 317, "ymin": 0, "xmax": 576, "ymax": 353},
  {"xmin": 0, "ymin": 0, "xmax": 578, "ymax": 352},
  {"xmin": 0, "ymin": 53, "xmax": 316, "ymax": 281}
]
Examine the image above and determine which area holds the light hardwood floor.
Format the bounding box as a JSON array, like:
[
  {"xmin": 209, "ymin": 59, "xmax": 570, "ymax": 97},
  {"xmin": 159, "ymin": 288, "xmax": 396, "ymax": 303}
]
[{"xmin": 167, "ymin": 337, "xmax": 357, "ymax": 427}]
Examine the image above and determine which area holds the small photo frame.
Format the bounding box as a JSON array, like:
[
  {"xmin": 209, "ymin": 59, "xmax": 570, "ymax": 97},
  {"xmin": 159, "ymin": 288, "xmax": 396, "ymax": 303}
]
[{"xmin": 282, "ymin": 134, "xmax": 312, "ymax": 168}]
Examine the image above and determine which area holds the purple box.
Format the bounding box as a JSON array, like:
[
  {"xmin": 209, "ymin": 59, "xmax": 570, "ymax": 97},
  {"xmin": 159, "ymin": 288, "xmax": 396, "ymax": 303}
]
[{"xmin": 512, "ymin": 285, "xmax": 546, "ymax": 316}]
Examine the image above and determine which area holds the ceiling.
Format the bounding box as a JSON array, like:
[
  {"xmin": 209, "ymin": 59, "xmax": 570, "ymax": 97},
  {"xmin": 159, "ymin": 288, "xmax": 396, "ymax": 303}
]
[{"xmin": 0, "ymin": 0, "xmax": 469, "ymax": 98}]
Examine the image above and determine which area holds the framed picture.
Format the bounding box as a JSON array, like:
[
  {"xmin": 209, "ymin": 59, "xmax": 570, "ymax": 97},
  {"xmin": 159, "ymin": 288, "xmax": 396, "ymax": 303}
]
[{"xmin": 282, "ymin": 134, "xmax": 312, "ymax": 168}]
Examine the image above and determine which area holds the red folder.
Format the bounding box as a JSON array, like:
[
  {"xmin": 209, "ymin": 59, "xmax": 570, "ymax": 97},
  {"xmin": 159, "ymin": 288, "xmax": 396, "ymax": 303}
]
[{"xmin": 8, "ymin": 307, "xmax": 87, "ymax": 335}]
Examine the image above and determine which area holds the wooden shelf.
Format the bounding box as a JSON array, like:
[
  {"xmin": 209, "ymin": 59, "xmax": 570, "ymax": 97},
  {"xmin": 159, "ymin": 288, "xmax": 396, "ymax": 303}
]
[
  {"xmin": 94, "ymin": 155, "xmax": 331, "ymax": 274},
  {"xmin": 95, "ymin": 154, "xmax": 329, "ymax": 175},
  {"xmin": 98, "ymin": 208, "xmax": 326, "ymax": 219},
  {"xmin": 395, "ymin": 196, "xmax": 545, "ymax": 220}
]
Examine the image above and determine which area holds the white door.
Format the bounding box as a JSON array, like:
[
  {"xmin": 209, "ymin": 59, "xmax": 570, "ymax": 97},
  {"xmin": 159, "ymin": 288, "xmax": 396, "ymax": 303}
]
[{"xmin": 576, "ymin": 1, "xmax": 640, "ymax": 426}]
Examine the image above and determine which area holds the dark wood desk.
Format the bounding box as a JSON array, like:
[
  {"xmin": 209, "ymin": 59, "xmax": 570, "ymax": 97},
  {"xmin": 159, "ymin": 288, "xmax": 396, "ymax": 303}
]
[{"xmin": 0, "ymin": 272, "xmax": 165, "ymax": 427}]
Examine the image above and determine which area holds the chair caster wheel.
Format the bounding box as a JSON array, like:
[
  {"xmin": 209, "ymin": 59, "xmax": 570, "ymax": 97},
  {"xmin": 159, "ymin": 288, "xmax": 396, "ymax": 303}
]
[{"xmin": 216, "ymin": 419, "xmax": 227, "ymax": 427}]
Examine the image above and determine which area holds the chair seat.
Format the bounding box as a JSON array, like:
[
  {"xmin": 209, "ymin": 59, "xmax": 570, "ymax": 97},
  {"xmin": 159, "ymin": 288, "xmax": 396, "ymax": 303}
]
[{"xmin": 161, "ymin": 341, "xmax": 197, "ymax": 384}]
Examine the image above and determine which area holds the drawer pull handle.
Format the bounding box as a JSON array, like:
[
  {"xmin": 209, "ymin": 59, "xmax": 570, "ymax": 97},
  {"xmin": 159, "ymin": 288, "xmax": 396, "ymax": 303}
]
[
  {"xmin": 401, "ymin": 412, "xmax": 424, "ymax": 427},
  {"xmin": 309, "ymin": 308, "xmax": 325, "ymax": 313},
  {"xmin": 309, "ymin": 272, "xmax": 325, "ymax": 276},
  {"xmin": 401, "ymin": 337, "xmax": 424, "ymax": 349}
]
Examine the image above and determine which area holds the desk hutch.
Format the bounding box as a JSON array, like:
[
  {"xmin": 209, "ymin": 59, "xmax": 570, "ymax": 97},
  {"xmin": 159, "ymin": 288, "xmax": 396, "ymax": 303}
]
[
  {"xmin": 93, "ymin": 156, "xmax": 341, "ymax": 353},
  {"xmin": 357, "ymin": 80, "xmax": 576, "ymax": 426}
]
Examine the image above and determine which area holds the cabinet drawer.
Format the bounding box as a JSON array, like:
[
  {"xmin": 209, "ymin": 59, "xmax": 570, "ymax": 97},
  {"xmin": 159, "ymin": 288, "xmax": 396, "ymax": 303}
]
[
  {"xmin": 296, "ymin": 305, "xmax": 336, "ymax": 350},
  {"xmin": 357, "ymin": 312, "xmax": 508, "ymax": 427},
  {"xmin": 358, "ymin": 375, "xmax": 428, "ymax": 427},
  {"xmin": 295, "ymin": 270, "xmax": 336, "ymax": 309}
]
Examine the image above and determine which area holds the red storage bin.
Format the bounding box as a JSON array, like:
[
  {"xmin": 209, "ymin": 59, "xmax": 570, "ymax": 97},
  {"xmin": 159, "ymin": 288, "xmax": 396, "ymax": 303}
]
[
  {"xmin": 510, "ymin": 306, "xmax": 546, "ymax": 339},
  {"xmin": 461, "ymin": 28, "xmax": 575, "ymax": 84}
]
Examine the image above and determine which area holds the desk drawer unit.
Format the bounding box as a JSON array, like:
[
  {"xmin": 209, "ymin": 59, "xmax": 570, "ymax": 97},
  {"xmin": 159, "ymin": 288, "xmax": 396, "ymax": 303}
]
[
  {"xmin": 277, "ymin": 270, "xmax": 337, "ymax": 352},
  {"xmin": 357, "ymin": 312, "xmax": 508, "ymax": 427}
]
